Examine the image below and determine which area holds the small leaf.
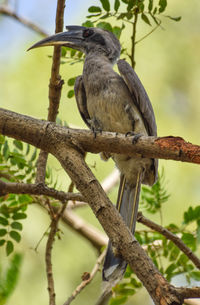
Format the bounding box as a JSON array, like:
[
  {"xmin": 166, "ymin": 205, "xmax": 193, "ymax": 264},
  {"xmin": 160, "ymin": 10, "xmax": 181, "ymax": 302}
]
[
  {"xmin": 190, "ymin": 271, "xmax": 200, "ymax": 281},
  {"xmin": 127, "ymin": 0, "xmax": 136, "ymax": 11},
  {"xmin": 30, "ymin": 149, "xmax": 37, "ymax": 162},
  {"xmin": 141, "ymin": 13, "xmax": 151, "ymax": 26},
  {"xmin": 159, "ymin": 0, "xmax": 167, "ymax": 13},
  {"xmin": 0, "ymin": 216, "xmax": 9, "ymax": 226},
  {"xmin": 11, "ymin": 222, "xmax": 23, "ymax": 231},
  {"xmin": 12, "ymin": 213, "xmax": 27, "ymax": 220},
  {"xmin": 148, "ymin": 0, "xmax": 153, "ymax": 12},
  {"xmin": 9, "ymin": 230, "xmax": 21, "ymax": 243},
  {"xmin": 67, "ymin": 90, "xmax": 74, "ymax": 98},
  {"xmin": 0, "ymin": 239, "xmax": 6, "ymax": 246},
  {"xmin": 100, "ymin": 0, "xmax": 110, "ymax": 12},
  {"xmin": 110, "ymin": 295, "xmax": 127, "ymax": 305},
  {"xmin": 67, "ymin": 77, "xmax": 76, "ymax": 86},
  {"xmin": 88, "ymin": 6, "xmax": 102, "ymax": 13},
  {"xmin": 97, "ymin": 22, "xmax": 112, "ymax": 32},
  {"xmin": 82, "ymin": 20, "xmax": 94, "ymax": 27},
  {"xmin": 6, "ymin": 240, "xmax": 14, "ymax": 256},
  {"xmin": 13, "ymin": 140, "xmax": 23, "ymax": 150},
  {"xmin": 165, "ymin": 15, "xmax": 181, "ymax": 22},
  {"xmin": 114, "ymin": 0, "xmax": 120, "ymax": 12},
  {"xmin": 0, "ymin": 229, "xmax": 7, "ymax": 236}
]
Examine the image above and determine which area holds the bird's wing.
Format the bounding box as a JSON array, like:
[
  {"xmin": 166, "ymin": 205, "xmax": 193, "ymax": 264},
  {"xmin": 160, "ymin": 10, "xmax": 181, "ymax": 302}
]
[
  {"xmin": 117, "ymin": 59, "xmax": 157, "ymax": 137},
  {"xmin": 74, "ymin": 75, "xmax": 91, "ymax": 128}
]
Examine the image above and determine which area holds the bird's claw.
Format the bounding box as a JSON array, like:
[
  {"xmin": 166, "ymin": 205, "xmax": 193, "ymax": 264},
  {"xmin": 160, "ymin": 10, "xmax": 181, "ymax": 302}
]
[{"xmin": 132, "ymin": 133, "xmax": 142, "ymax": 144}]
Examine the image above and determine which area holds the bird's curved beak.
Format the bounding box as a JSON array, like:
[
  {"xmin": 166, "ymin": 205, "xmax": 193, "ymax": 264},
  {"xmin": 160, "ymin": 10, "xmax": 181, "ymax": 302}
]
[{"xmin": 28, "ymin": 26, "xmax": 85, "ymax": 51}]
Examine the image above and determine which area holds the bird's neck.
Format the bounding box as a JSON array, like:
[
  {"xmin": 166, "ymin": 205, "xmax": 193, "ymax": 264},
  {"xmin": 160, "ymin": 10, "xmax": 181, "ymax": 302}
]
[
  {"xmin": 83, "ymin": 53, "xmax": 114, "ymax": 75},
  {"xmin": 83, "ymin": 54, "xmax": 115, "ymax": 89}
]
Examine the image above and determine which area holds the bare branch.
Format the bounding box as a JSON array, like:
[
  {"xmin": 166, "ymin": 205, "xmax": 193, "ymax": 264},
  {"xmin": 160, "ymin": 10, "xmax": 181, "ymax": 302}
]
[
  {"xmin": 137, "ymin": 212, "xmax": 200, "ymax": 270},
  {"xmin": 184, "ymin": 299, "xmax": 200, "ymax": 305},
  {"xmin": 0, "ymin": 179, "xmax": 83, "ymax": 202},
  {"xmin": 63, "ymin": 250, "xmax": 106, "ymax": 305},
  {"xmin": 0, "ymin": 5, "xmax": 48, "ymax": 36},
  {"xmin": 35, "ymin": 0, "xmax": 65, "ymax": 184},
  {"xmin": 0, "ymin": 108, "xmax": 199, "ymax": 165}
]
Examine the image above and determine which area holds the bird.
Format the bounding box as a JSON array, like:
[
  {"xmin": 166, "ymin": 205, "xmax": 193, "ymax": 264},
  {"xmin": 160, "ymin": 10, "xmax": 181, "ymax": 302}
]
[{"xmin": 29, "ymin": 25, "xmax": 158, "ymax": 302}]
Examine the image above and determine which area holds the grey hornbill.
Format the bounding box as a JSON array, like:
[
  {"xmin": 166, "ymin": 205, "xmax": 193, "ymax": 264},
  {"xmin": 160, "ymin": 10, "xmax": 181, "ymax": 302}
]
[{"xmin": 29, "ymin": 25, "xmax": 158, "ymax": 293}]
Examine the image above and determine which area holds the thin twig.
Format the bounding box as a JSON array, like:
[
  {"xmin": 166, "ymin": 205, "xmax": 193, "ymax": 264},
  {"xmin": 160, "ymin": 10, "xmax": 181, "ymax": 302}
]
[
  {"xmin": 35, "ymin": 0, "xmax": 65, "ymax": 184},
  {"xmin": 129, "ymin": 8, "xmax": 139, "ymax": 69},
  {"xmin": 135, "ymin": 21, "xmax": 161, "ymax": 45},
  {"xmin": 137, "ymin": 212, "xmax": 200, "ymax": 270},
  {"xmin": 63, "ymin": 250, "xmax": 106, "ymax": 305},
  {"xmin": 45, "ymin": 200, "xmax": 67, "ymax": 305},
  {"xmin": 0, "ymin": 5, "xmax": 48, "ymax": 36}
]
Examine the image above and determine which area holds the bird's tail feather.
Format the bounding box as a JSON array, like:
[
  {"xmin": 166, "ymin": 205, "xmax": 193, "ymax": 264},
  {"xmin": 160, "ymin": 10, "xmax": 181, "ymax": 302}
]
[{"xmin": 97, "ymin": 172, "xmax": 141, "ymax": 305}]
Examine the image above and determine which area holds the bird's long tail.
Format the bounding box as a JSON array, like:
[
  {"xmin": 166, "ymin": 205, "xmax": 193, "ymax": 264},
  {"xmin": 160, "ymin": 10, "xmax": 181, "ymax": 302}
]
[{"xmin": 96, "ymin": 172, "xmax": 142, "ymax": 305}]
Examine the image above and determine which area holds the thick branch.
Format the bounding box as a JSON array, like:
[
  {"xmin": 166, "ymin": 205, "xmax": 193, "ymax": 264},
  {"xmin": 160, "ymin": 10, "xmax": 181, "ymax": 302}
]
[
  {"xmin": 0, "ymin": 5, "xmax": 48, "ymax": 36},
  {"xmin": 52, "ymin": 145, "xmax": 182, "ymax": 305},
  {"xmin": 137, "ymin": 212, "xmax": 200, "ymax": 270},
  {"xmin": 0, "ymin": 108, "xmax": 199, "ymax": 165}
]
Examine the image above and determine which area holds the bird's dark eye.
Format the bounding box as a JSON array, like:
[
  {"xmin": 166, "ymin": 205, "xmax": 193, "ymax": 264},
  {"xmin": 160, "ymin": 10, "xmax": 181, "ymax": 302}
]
[{"xmin": 83, "ymin": 29, "xmax": 94, "ymax": 38}]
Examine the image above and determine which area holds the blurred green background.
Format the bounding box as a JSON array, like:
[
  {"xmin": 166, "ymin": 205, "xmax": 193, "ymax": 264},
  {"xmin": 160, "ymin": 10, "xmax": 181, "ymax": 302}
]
[{"xmin": 0, "ymin": 0, "xmax": 200, "ymax": 304}]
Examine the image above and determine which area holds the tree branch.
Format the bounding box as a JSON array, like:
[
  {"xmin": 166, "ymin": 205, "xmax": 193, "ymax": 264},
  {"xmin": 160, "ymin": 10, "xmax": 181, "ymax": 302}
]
[
  {"xmin": 63, "ymin": 250, "xmax": 106, "ymax": 305},
  {"xmin": 0, "ymin": 5, "xmax": 48, "ymax": 36},
  {"xmin": 0, "ymin": 179, "xmax": 83, "ymax": 202},
  {"xmin": 0, "ymin": 108, "xmax": 199, "ymax": 165},
  {"xmin": 137, "ymin": 212, "xmax": 200, "ymax": 270},
  {"xmin": 35, "ymin": 0, "xmax": 65, "ymax": 184}
]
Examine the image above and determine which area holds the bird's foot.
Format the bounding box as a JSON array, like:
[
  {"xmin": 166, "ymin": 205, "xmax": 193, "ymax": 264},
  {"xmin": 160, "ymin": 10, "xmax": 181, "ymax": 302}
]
[
  {"xmin": 132, "ymin": 133, "xmax": 143, "ymax": 144},
  {"xmin": 91, "ymin": 126, "xmax": 102, "ymax": 139},
  {"xmin": 125, "ymin": 131, "xmax": 142, "ymax": 143}
]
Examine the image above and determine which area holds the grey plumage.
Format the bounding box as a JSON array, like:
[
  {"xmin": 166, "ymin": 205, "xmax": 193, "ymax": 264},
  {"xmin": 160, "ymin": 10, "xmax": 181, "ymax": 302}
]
[{"xmin": 29, "ymin": 26, "xmax": 158, "ymax": 304}]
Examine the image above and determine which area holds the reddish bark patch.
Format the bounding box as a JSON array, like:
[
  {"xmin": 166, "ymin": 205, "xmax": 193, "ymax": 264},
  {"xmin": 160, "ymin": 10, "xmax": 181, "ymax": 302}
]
[{"xmin": 155, "ymin": 137, "xmax": 200, "ymax": 164}]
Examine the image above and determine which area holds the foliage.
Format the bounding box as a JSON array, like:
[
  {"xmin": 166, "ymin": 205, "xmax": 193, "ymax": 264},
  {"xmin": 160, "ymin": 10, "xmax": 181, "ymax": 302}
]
[
  {"xmin": 0, "ymin": 136, "xmax": 57, "ymax": 255},
  {"xmin": 0, "ymin": 253, "xmax": 23, "ymax": 305}
]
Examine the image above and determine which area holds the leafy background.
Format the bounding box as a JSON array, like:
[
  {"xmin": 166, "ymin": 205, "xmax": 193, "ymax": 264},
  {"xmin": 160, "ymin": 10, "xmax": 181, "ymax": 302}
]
[{"xmin": 0, "ymin": 0, "xmax": 200, "ymax": 304}]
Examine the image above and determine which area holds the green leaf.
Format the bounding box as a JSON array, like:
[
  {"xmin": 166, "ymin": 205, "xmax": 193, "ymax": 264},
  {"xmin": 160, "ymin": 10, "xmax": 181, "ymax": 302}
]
[
  {"xmin": 0, "ymin": 134, "xmax": 5, "ymax": 144},
  {"xmin": 109, "ymin": 295, "xmax": 127, "ymax": 305},
  {"xmin": 88, "ymin": 6, "xmax": 102, "ymax": 13},
  {"xmin": 9, "ymin": 231, "xmax": 21, "ymax": 243},
  {"xmin": 30, "ymin": 149, "xmax": 37, "ymax": 162},
  {"xmin": 67, "ymin": 90, "xmax": 74, "ymax": 98},
  {"xmin": 114, "ymin": 0, "xmax": 120, "ymax": 12},
  {"xmin": 0, "ymin": 229, "xmax": 7, "ymax": 236},
  {"xmin": 0, "ymin": 216, "xmax": 9, "ymax": 226},
  {"xmin": 190, "ymin": 271, "xmax": 200, "ymax": 281},
  {"xmin": 165, "ymin": 15, "xmax": 181, "ymax": 22},
  {"xmin": 100, "ymin": 0, "xmax": 110, "ymax": 12},
  {"xmin": 97, "ymin": 22, "xmax": 112, "ymax": 32},
  {"xmin": 67, "ymin": 77, "xmax": 76, "ymax": 86},
  {"xmin": 3, "ymin": 141, "xmax": 10, "ymax": 160},
  {"xmin": 141, "ymin": 13, "xmax": 151, "ymax": 26},
  {"xmin": 0, "ymin": 239, "xmax": 6, "ymax": 246},
  {"xmin": 11, "ymin": 222, "xmax": 23, "ymax": 231},
  {"xmin": 6, "ymin": 240, "xmax": 14, "ymax": 256},
  {"xmin": 148, "ymin": 0, "xmax": 153, "ymax": 12},
  {"xmin": 182, "ymin": 233, "xmax": 196, "ymax": 251},
  {"xmin": 61, "ymin": 46, "xmax": 67, "ymax": 57},
  {"xmin": 13, "ymin": 140, "xmax": 23, "ymax": 150},
  {"xmin": 12, "ymin": 213, "xmax": 27, "ymax": 220},
  {"xmin": 127, "ymin": 0, "xmax": 136, "ymax": 11},
  {"xmin": 82, "ymin": 20, "xmax": 94, "ymax": 27},
  {"xmin": 159, "ymin": 0, "xmax": 167, "ymax": 13}
]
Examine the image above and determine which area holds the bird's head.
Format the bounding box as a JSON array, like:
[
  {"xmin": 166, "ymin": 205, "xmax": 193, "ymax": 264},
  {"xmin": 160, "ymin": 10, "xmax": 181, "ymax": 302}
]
[{"xmin": 28, "ymin": 25, "xmax": 121, "ymax": 63}]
